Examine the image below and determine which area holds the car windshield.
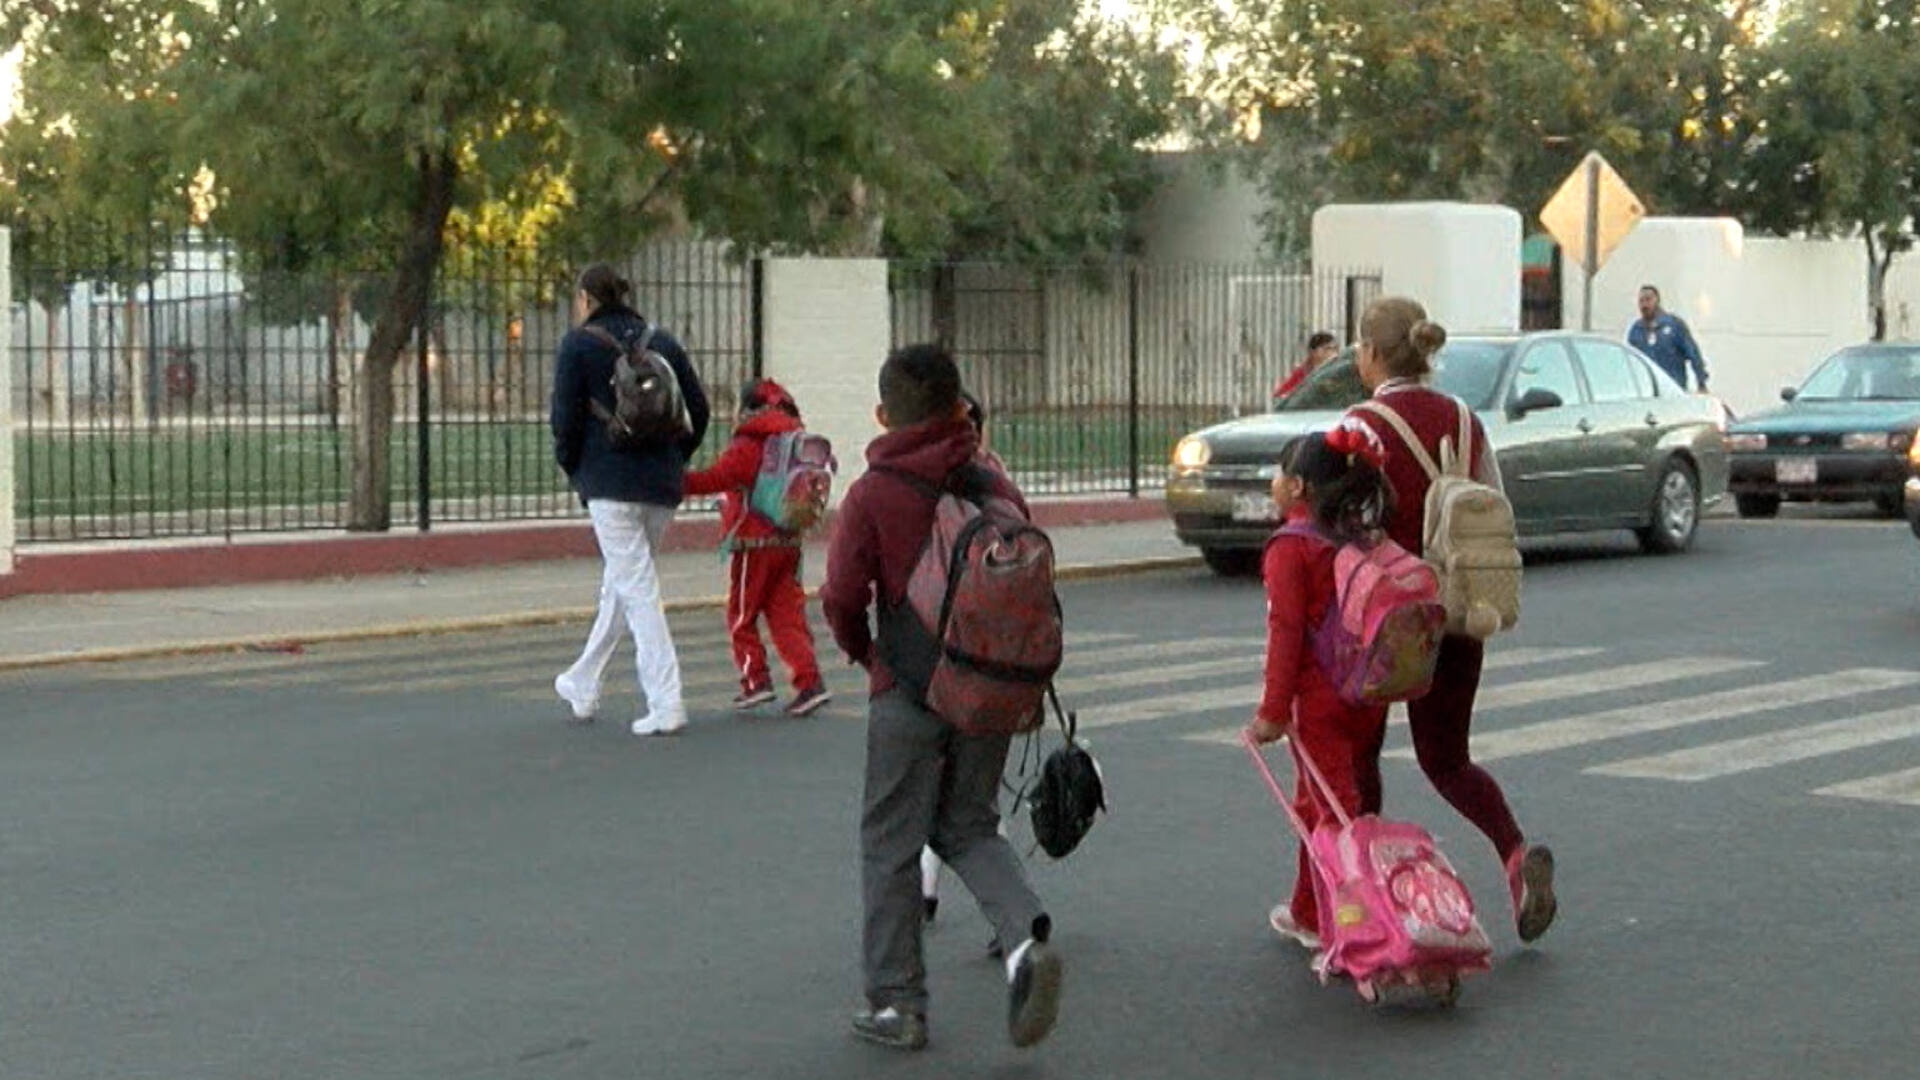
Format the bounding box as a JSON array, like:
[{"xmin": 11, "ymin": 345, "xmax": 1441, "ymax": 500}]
[
  {"xmin": 1795, "ymin": 347, "xmax": 1920, "ymax": 400},
  {"xmin": 1273, "ymin": 341, "xmax": 1513, "ymax": 413}
]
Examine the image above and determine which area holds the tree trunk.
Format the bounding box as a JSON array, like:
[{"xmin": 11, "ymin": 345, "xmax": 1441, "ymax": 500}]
[
  {"xmin": 931, "ymin": 264, "xmax": 958, "ymax": 352},
  {"xmin": 347, "ymin": 149, "xmax": 458, "ymax": 532},
  {"xmin": 1866, "ymin": 231, "xmax": 1891, "ymax": 343}
]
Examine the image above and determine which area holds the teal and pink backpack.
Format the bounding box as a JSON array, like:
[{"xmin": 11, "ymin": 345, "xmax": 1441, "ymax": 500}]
[
  {"xmin": 1275, "ymin": 523, "xmax": 1446, "ymax": 706},
  {"xmin": 748, "ymin": 430, "xmax": 837, "ymax": 533}
]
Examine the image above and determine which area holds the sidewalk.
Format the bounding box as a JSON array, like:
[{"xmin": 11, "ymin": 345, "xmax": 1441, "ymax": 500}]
[{"xmin": 0, "ymin": 519, "xmax": 1197, "ymax": 668}]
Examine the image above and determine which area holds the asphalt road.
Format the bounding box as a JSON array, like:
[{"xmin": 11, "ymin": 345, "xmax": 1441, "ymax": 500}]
[{"xmin": 5, "ymin": 514, "xmax": 1920, "ymax": 1079}]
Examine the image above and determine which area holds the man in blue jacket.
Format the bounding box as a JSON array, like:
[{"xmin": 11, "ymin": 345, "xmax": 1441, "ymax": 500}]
[
  {"xmin": 551, "ymin": 263, "xmax": 711, "ymax": 736},
  {"xmin": 1627, "ymin": 285, "xmax": 1709, "ymax": 391}
]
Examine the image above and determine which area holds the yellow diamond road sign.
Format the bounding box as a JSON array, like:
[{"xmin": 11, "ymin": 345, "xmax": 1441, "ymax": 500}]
[{"xmin": 1540, "ymin": 151, "xmax": 1646, "ymax": 275}]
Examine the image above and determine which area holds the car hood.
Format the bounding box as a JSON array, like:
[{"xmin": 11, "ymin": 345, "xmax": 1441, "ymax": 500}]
[
  {"xmin": 1730, "ymin": 400, "xmax": 1920, "ymax": 434},
  {"xmin": 1189, "ymin": 410, "xmax": 1343, "ymax": 463}
]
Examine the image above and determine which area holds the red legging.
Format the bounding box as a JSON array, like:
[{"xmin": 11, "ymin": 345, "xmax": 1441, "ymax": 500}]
[
  {"xmin": 726, "ymin": 546, "xmax": 820, "ymax": 692},
  {"xmin": 1406, "ymin": 634, "xmax": 1524, "ymax": 862}
]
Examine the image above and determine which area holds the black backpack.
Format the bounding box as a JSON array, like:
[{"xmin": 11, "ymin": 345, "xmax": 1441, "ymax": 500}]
[
  {"xmin": 582, "ymin": 323, "xmax": 692, "ymax": 449},
  {"xmin": 1026, "ymin": 688, "xmax": 1106, "ymax": 860}
]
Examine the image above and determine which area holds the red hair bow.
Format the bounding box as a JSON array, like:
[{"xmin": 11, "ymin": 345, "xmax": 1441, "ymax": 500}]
[{"xmin": 1324, "ymin": 421, "xmax": 1385, "ymax": 469}]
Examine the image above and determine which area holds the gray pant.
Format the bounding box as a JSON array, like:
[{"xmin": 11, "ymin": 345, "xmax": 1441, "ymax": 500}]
[{"xmin": 862, "ymin": 689, "xmax": 1045, "ymax": 1013}]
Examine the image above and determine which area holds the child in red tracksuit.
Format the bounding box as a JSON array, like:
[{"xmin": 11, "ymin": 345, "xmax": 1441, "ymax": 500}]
[
  {"xmin": 682, "ymin": 378, "xmax": 830, "ymax": 716},
  {"xmin": 1245, "ymin": 423, "xmax": 1397, "ymax": 952}
]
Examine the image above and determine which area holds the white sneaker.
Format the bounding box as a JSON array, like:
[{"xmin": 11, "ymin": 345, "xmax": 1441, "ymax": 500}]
[
  {"xmin": 553, "ymin": 675, "xmax": 597, "ymax": 722},
  {"xmin": 1005, "ymin": 915, "xmax": 1063, "ymax": 1049},
  {"xmin": 1268, "ymin": 904, "xmax": 1322, "ymax": 951},
  {"xmin": 631, "ymin": 709, "xmax": 688, "ymax": 737}
]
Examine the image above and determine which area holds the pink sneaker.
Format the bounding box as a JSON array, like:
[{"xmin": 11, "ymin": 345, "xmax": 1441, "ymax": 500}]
[{"xmin": 1507, "ymin": 844, "xmax": 1558, "ymax": 944}]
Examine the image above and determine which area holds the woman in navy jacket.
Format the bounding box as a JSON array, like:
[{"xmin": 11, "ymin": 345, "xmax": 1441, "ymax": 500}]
[{"xmin": 551, "ymin": 263, "xmax": 711, "ymax": 736}]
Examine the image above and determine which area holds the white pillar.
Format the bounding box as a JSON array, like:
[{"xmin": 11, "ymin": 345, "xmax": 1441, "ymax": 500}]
[
  {"xmin": 1, "ymin": 227, "xmax": 15, "ymax": 575},
  {"xmin": 760, "ymin": 257, "xmax": 891, "ymax": 503}
]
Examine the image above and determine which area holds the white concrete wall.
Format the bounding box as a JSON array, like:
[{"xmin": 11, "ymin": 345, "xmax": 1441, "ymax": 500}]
[
  {"xmin": 1569, "ymin": 218, "xmax": 1871, "ymax": 416},
  {"xmin": 1311, "ymin": 203, "xmax": 1523, "ymax": 334},
  {"xmin": 1, "ymin": 228, "xmax": 13, "ymax": 575},
  {"xmin": 1881, "ymin": 253, "xmax": 1920, "ymax": 343},
  {"xmin": 760, "ymin": 257, "xmax": 890, "ymax": 502}
]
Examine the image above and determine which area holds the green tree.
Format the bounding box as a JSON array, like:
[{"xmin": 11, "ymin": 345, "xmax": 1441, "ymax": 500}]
[
  {"xmin": 1161, "ymin": 0, "xmax": 1765, "ymax": 248},
  {"xmin": 1739, "ymin": 0, "xmax": 1920, "ymax": 340},
  {"xmin": 6, "ymin": 0, "xmax": 1013, "ymax": 530}
]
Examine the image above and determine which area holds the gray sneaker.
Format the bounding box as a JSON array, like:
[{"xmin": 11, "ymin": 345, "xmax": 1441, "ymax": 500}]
[
  {"xmin": 850, "ymin": 1006, "xmax": 927, "ymax": 1051},
  {"xmin": 1006, "ymin": 914, "xmax": 1063, "ymax": 1049}
]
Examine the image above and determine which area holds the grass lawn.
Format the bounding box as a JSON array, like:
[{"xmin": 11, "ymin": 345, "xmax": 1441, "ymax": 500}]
[{"xmin": 10, "ymin": 406, "xmax": 1227, "ymax": 536}]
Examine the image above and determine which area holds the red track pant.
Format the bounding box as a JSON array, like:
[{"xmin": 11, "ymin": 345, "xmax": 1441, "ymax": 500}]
[
  {"xmin": 727, "ymin": 545, "xmax": 820, "ymax": 692},
  {"xmin": 1288, "ymin": 699, "xmax": 1388, "ymax": 936}
]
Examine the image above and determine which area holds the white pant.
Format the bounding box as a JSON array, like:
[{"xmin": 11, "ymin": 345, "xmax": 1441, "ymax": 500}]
[{"xmin": 559, "ymin": 501, "xmax": 683, "ymax": 720}]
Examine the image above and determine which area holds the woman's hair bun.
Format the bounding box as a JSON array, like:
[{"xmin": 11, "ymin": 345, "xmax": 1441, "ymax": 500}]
[{"xmin": 1409, "ymin": 319, "xmax": 1447, "ymax": 357}]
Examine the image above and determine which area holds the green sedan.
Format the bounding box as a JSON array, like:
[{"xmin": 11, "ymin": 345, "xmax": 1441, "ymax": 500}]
[
  {"xmin": 1724, "ymin": 343, "xmax": 1920, "ymax": 519},
  {"xmin": 1166, "ymin": 332, "xmax": 1731, "ymax": 575}
]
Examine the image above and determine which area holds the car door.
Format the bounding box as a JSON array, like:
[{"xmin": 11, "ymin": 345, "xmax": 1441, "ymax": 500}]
[
  {"xmin": 1493, "ymin": 339, "xmax": 1594, "ymax": 533},
  {"xmin": 1569, "ymin": 338, "xmax": 1661, "ymax": 522}
]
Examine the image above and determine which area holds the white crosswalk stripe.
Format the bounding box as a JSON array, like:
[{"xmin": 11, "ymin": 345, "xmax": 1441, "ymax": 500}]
[
  {"xmin": 1174, "ymin": 647, "xmax": 1616, "ymax": 745},
  {"xmin": 1815, "ymin": 768, "xmax": 1920, "ymax": 807},
  {"xmin": 1590, "ymin": 706, "xmax": 1920, "ymax": 781},
  {"xmin": 1390, "ymin": 668, "xmax": 1920, "ymax": 764},
  {"xmin": 1470, "ymin": 657, "xmax": 1761, "ymax": 711}
]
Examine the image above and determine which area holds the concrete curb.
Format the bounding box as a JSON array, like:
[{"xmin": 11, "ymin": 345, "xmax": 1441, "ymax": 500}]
[{"xmin": 0, "ymin": 554, "xmax": 1202, "ymax": 672}]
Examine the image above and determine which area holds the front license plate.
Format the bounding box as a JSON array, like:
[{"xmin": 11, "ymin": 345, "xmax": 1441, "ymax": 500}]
[
  {"xmin": 1231, "ymin": 492, "xmax": 1280, "ymax": 522},
  {"xmin": 1776, "ymin": 458, "xmax": 1818, "ymax": 484}
]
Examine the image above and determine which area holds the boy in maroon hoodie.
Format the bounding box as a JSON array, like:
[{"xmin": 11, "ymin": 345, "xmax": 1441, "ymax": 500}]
[
  {"xmin": 682, "ymin": 378, "xmax": 829, "ymax": 716},
  {"xmin": 822, "ymin": 344, "xmax": 1063, "ymax": 1053}
]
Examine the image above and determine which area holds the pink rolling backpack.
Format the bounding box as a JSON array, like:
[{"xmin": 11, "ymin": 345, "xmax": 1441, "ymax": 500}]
[{"xmin": 1243, "ymin": 730, "xmax": 1492, "ymax": 1005}]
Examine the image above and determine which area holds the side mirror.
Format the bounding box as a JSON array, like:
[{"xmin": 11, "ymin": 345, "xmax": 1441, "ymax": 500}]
[
  {"xmin": 1780, "ymin": 386, "xmax": 1799, "ymax": 402},
  {"xmin": 1510, "ymin": 387, "xmax": 1564, "ymax": 418}
]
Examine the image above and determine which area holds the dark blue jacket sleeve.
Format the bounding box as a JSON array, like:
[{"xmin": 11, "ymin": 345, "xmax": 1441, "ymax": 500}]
[
  {"xmin": 551, "ymin": 331, "xmax": 587, "ymax": 477},
  {"xmin": 1674, "ymin": 317, "xmax": 1709, "ymax": 386}
]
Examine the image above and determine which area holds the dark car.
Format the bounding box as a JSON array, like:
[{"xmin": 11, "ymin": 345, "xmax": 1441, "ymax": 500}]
[{"xmin": 1725, "ymin": 343, "xmax": 1920, "ymax": 518}]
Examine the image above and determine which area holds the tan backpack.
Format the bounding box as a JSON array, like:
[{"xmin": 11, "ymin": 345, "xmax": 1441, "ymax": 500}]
[{"xmin": 1354, "ymin": 399, "xmax": 1521, "ymax": 639}]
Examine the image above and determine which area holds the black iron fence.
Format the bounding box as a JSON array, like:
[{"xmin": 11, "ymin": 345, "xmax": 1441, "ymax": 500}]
[
  {"xmin": 7, "ymin": 224, "xmax": 759, "ymax": 542},
  {"xmin": 889, "ymin": 261, "xmax": 1382, "ymax": 496},
  {"xmin": 7, "ymin": 227, "xmax": 1378, "ymax": 542}
]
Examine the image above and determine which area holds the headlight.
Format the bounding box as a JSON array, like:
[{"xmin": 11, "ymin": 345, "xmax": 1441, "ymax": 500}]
[
  {"xmin": 1841, "ymin": 432, "xmax": 1902, "ymax": 451},
  {"xmin": 1909, "ymin": 432, "xmax": 1920, "ymax": 466},
  {"xmin": 1725, "ymin": 433, "xmax": 1767, "ymax": 452},
  {"xmin": 1172, "ymin": 436, "xmax": 1212, "ymax": 471}
]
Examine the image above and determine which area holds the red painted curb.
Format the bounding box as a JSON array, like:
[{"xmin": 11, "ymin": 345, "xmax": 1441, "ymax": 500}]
[{"xmin": 0, "ymin": 497, "xmax": 1167, "ymax": 599}]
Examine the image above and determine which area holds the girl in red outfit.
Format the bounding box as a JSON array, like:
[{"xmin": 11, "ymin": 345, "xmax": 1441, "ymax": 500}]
[
  {"xmin": 1343, "ymin": 297, "xmax": 1557, "ymax": 943},
  {"xmin": 682, "ymin": 379, "xmax": 830, "ymax": 716},
  {"xmin": 1245, "ymin": 425, "xmax": 1397, "ymax": 950}
]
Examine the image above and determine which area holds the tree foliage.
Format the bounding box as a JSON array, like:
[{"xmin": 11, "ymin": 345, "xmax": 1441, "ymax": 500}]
[
  {"xmin": 1162, "ymin": 0, "xmax": 1766, "ymax": 251},
  {"xmin": 3, "ymin": 0, "xmax": 1179, "ymax": 528},
  {"xmin": 1739, "ymin": 0, "xmax": 1920, "ymax": 339}
]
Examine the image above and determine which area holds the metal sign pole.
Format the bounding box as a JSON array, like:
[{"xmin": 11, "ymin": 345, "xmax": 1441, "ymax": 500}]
[{"xmin": 1582, "ymin": 155, "xmax": 1600, "ymax": 332}]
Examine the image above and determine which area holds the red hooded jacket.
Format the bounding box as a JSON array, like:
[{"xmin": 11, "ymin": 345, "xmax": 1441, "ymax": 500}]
[{"xmin": 682, "ymin": 408, "xmax": 807, "ymax": 546}]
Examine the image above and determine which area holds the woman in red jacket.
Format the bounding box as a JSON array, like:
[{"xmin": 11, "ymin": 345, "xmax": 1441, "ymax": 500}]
[
  {"xmin": 1246, "ymin": 425, "xmax": 1397, "ymax": 950},
  {"xmin": 682, "ymin": 378, "xmax": 829, "ymax": 716},
  {"xmin": 1342, "ymin": 297, "xmax": 1558, "ymax": 944}
]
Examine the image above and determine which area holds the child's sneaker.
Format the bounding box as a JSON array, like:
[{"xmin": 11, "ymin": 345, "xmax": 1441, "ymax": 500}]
[
  {"xmin": 732, "ymin": 683, "xmax": 776, "ymax": 710},
  {"xmin": 1507, "ymin": 843, "xmax": 1558, "ymax": 943},
  {"xmin": 1005, "ymin": 914, "xmax": 1063, "ymax": 1049},
  {"xmin": 785, "ymin": 685, "xmax": 832, "ymax": 716},
  {"xmin": 1267, "ymin": 904, "xmax": 1322, "ymax": 951},
  {"xmin": 850, "ymin": 1005, "xmax": 927, "ymax": 1051}
]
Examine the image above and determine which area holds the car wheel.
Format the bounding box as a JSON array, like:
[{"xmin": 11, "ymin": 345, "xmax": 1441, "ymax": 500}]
[
  {"xmin": 1201, "ymin": 547, "xmax": 1262, "ymax": 577},
  {"xmin": 1873, "ymin": 493, "xmax": 1904, "ymax": 519},
  {"xmin": 1734, "ymin": 493, "xmax": 1780, "ymax": 519},
  {"xmin": 1637, "ymin": 458, "xmax": 1701, "ymax": 554}
]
